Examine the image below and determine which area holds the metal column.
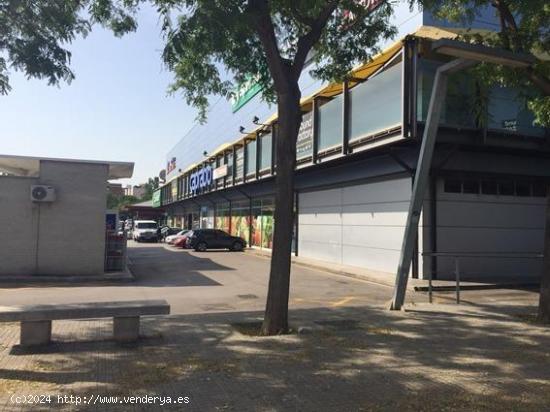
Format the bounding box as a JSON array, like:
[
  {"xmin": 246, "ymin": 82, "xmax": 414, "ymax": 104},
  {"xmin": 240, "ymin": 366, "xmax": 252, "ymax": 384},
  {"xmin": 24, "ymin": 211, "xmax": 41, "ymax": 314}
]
[{"xmin": 390, "ymin": 58, "xmax": 475, "ymax": 310}]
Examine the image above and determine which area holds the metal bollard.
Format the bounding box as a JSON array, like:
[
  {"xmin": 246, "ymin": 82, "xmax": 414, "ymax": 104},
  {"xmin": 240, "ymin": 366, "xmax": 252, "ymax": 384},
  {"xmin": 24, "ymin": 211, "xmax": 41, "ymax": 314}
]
[
  {"xmin": 455, "ymin": 258, "xmax": 460, "ymax": 304},
  {"xmin": 428, "ymin": 269, "xmax": 433, "ymax": 304}
]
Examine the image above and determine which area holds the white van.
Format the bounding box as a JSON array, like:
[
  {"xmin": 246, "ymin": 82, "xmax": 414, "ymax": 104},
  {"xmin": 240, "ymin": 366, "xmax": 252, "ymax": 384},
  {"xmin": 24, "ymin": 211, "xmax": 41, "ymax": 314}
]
[{"xmin": 132, "ymin": 220, "xmax": 159, "ymax": 242}]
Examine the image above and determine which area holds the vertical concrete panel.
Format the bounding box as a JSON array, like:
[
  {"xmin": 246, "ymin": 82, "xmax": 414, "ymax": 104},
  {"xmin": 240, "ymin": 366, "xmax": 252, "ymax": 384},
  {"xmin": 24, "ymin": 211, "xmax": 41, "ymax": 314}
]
[
  {"xmin": 36, "ymin": 161, "xmax": 108, "ymax": 276},
  {"xmin": 0, "ymin": 177, "xmax": 39, "ymax": 275}
]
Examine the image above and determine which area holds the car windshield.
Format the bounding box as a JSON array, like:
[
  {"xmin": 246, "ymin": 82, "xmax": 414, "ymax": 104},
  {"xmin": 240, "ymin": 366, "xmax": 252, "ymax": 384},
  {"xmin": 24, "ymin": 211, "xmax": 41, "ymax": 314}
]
[
  {"xmin": 187, "ymin": 231, "xmax": 194, "ymax": 237},
  {"xmin": 178, "ymin": 230, "xmax": 190, "ymax": 236},
  {"xmin": 136, "ymin": 223, "xmax": 157, "ymax": 229}
]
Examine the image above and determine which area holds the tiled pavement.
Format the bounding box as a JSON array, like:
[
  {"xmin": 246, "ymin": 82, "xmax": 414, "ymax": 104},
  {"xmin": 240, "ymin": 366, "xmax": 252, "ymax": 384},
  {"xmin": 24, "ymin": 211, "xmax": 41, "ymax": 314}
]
[{"xmin": 0, "ymin": 301, "xmax": 549, "ymax": 412}]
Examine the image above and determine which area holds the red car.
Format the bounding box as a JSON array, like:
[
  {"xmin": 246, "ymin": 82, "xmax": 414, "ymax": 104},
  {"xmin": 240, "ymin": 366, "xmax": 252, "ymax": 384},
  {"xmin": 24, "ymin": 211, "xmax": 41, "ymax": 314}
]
[
  {"xmin": 173, "ymin": 234, "xmax": 190, "ymax": 248},
  {"xmin": 166, "ymin": 230, "xmax": 190, "ymax": 245}
]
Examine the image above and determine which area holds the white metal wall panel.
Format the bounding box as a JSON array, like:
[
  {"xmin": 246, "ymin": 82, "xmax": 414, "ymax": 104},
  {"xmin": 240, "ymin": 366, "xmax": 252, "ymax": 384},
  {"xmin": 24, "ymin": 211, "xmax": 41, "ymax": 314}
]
[
  {"xmin": 435, "ymin": 181, "xmax": 545, "ymax": 281},
  {"xmin": 298, "ymin": 178, "xmax": 411, "ymax": 273}
]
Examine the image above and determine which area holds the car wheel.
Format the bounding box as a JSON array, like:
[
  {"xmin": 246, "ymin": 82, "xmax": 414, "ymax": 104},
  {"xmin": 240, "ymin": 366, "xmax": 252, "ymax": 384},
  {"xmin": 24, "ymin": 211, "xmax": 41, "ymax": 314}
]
[
  {"xmin": 231, "ymin": 241, "xmax": 244, "ymax": 252},
  {"xmin": 195, "ymin": 242, "xmax": 207, "ymax": 252}
]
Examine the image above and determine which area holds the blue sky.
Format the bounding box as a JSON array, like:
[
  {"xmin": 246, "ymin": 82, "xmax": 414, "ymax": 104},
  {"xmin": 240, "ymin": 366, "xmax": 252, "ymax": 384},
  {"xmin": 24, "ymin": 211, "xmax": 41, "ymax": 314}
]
[{"xmin": 0, "ymin": 5, "xmax": 197, "ymax": 186}]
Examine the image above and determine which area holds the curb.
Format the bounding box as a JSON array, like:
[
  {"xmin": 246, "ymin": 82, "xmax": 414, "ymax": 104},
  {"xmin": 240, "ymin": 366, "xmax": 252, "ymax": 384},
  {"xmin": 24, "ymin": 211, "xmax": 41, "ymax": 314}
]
[
  {"xmin": 244, "ymin": 249, "xmax": 407, "ymax": 290},
  {"xmin": 0, "ymin": 266, "xmax": 135, "ymax": 284}
]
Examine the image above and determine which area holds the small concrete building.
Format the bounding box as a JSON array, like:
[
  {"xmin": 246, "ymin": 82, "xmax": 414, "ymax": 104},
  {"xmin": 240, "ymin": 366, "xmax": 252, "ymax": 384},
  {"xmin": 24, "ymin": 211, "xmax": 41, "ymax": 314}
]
[{"xmin": 0, "ymin": 155, "xmax": 134, "ymax": 277}]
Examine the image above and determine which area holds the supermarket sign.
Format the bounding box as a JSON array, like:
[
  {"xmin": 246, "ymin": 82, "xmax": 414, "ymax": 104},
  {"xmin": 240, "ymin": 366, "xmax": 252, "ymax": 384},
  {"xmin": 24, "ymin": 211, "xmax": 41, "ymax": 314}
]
[
  {"xmin": 152, "ymin": 189, "xmax": 161, "ymax": 208},
  {"xmin": 190, "ymin": 166, "xmax": 213, "ymax": 194},
  {"xmin": 230, "ymin": 77, "xmax": 262, "ymax": 113}
]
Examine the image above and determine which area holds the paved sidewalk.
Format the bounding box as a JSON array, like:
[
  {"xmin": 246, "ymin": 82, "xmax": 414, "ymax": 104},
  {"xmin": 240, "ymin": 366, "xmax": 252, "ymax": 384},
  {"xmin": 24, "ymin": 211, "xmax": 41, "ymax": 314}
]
[{"xmin": 0, "ymin": 301, "xmax": 549, "ymax": 411}]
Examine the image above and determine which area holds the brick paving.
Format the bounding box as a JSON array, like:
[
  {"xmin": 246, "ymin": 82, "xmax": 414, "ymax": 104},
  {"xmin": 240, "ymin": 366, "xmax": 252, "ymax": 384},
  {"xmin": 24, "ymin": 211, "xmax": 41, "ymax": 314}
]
[{"xmin": 0, "ymin": 301, "xmax": 549, "ymax": 412}]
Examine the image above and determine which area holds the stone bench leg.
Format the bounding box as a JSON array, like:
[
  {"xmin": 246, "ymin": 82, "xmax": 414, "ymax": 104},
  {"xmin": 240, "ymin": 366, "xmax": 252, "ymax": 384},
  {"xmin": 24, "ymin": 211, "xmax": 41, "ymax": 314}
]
[
  {"xmin": 113, "ymin": 316, "xmax": 140, "ymax": 342},
  {"xmin": 20, "ymin": 320, "xmax": 52, "ymax": 346}
]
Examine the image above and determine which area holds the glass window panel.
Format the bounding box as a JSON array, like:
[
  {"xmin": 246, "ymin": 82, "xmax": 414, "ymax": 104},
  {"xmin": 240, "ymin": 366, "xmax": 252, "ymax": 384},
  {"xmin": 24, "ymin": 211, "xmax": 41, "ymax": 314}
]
[
  {"xmin": 318, "ymin": 95, "xmax": 343, "ymax": 151},
  {"xmin": 515, "ymin": 181, "xmax": 530, "ymax": 197},
  {"xmin": 259, "ymin": 133, "xmax": 272, "ymax": 170},
  {"xmin": 463, "ymin": 179, "xmax": 479, "ymax": 194},
  {"xmin": 235, "ymin": 147, "xmax": 244, "ymax": 180},
  {"xmin": 245, "ymin": 141, "xmax": 256, "ymax": 176},
  {"xmin": 533, "ymin": 182, "xmax": 547, "ymax": 198},
  {"xmin": 488, "ymin": 87, "xmax": 545, "ymax": 137},
  {"xmin": 230, "ymin": 201, "xmax": 251, "ymax": 244},
  {"xmin": 418, "ymin": 58, "xmax": 546, "ymax": 137},
  {"xmin": 418, "ymin": 60, "xmax": 475, "ymax": 128},
  {"xmin": 215, "ymin": 202, "xmax": 230, "ymax": 232},
  {"xmin": 498, "ymin": 180, "xmax": 514, "ymax": 196},
  {"xmin": 444, "ymin": 179, "xmax": 462, "ymax": 193},
  {"xmin": 481, "ymin": 180, "xmax": 498, "ymax": 195},
  {"xmin": 350, "ymin": 61, "xmax": 402, "ymax": 141}
]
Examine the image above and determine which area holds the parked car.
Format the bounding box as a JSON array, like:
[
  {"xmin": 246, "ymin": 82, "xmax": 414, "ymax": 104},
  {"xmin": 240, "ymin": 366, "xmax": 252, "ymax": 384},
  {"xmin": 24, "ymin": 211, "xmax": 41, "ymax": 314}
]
[
  {"xmin": 160, "ymin": 226, "xmax": 181, "ymax": 242},
  {"xmin": 173, "ymin": 234, "xmax": 191, "ymax": 248},
  {"xmin": 186, "ymin": 229, "xmax": 246, "ymax": 252},
  {"xmin": 132, "ymin": 220, "xmax": 159, "ymax": 242},
  {"xmin": 166, "ymin": 230, "xmax": 190, "ymax": 245}
]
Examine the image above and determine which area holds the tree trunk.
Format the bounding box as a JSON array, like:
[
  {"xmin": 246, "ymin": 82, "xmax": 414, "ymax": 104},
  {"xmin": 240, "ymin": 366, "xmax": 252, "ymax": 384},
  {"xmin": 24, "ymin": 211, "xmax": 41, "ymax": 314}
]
[
  {"xmin": 261, "ymin": 84, "xmax": 301, "ymax": 335},
  {"xmin": 538, "ymin": 189, "xmax": 550, "ymax": 323}
]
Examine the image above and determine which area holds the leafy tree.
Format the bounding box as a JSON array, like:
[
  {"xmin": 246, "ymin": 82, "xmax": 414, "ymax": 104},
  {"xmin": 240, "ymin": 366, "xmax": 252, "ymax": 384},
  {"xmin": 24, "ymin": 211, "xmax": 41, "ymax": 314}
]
[
  {"xmin": 0, "ymin": 0, "xmax": 139, "ymax": 95},
  {"xmin": 415, "ymin": 0, "xmax": 550, "ymax": 322},
  {"xmin": 107, "ymin": 192, "xmax": 140, "ymax": 210},
  {"xmin": 142, "ymin": 176, "xmax": 160, "ymax": 200},
  {"xmin": 159, "ymin": 0, "xmax": 396, "ymax": 334},
  {"xmin": 107, "ymin": 192, "xmax": 121, "ymax": 209},
  {"xmin": 412, "ymin": 0, "xmax": 549, "ymax": 125}
]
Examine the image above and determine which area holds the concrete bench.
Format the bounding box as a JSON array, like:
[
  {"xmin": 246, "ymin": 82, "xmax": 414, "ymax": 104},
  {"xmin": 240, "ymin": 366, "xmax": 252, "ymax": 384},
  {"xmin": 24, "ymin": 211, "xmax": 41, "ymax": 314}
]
[{"xmin": 0, "ymin": 300, "xmax": 170, "ymax": 346}]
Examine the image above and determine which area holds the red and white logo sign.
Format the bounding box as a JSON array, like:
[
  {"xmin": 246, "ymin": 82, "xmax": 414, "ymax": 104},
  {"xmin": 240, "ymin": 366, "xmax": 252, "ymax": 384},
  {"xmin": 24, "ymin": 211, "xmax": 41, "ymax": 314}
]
[{"xmin": 343, "ymin": 0, "xmax": 384, "ymax": 22}]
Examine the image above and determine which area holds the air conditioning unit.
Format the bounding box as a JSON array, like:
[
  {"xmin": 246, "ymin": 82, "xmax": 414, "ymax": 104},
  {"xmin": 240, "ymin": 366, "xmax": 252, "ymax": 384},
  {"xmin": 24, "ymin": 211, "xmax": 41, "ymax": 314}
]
[{"xmin": 30, "ymin": 185, "xmax": 56, "ymax": 202}]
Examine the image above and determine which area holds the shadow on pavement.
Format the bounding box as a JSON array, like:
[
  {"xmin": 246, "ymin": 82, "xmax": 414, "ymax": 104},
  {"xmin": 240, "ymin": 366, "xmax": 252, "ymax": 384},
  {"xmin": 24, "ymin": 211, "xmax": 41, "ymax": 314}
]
[{"xmin": 1, "ymin": 303, "xmax": 549, "ymax": 411}]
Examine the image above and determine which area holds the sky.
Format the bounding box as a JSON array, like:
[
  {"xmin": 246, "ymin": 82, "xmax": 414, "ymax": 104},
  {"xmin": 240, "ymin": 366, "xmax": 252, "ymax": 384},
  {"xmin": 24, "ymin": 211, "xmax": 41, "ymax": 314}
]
[{"xmin": 0, "ymin": 5, "xmax": 198, "ymax": 186}]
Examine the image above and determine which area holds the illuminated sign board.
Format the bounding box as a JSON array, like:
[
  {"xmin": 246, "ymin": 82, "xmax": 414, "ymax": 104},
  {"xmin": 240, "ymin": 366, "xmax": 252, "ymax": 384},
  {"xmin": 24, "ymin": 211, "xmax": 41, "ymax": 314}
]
[
  {"xmin": 190, "ymin": 166, "xmax": 213, "ymax": 194},
  {"xmin": 213, "ymin": 165, "xmax": 228, "ymax": 180}
]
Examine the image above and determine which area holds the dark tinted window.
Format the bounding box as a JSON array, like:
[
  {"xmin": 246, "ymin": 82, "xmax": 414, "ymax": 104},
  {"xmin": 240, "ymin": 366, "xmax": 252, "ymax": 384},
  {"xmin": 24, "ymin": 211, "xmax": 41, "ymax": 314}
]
[
  {"xmin": 444, "ymin": 179, "xmax": 461, "ymax": 193},
  {"xmin": 533, "ymin": 182, "xmax": 547, "ymax": 197},
  {"xmin": 462, "ymin": 179, "xmax": 479, "ymax": 194},
  {"xmin": 515, "ymin": 181, "xmax": 530, "ymax": 197},
  {"xmin": 481, "ymin": 180, "xmax": 498, "ymax": 195},
  {"xmin": 498, "ymin": 180, "xmax": 514, "ymax": 196}
]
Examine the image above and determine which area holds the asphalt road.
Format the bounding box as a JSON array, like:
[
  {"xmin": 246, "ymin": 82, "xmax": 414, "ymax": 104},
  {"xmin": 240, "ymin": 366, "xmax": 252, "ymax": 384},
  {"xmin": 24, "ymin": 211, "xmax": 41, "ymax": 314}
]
[{"xmin": 0, "ymin": 242, "xmax": 394, "ymax": 314}]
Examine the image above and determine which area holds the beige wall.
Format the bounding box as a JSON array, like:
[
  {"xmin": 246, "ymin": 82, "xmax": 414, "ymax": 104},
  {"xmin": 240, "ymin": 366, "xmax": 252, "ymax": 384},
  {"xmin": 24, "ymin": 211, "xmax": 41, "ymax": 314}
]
[{"xmin": 0, "ymin": 160, "xmax": 109, "ymax": 276}]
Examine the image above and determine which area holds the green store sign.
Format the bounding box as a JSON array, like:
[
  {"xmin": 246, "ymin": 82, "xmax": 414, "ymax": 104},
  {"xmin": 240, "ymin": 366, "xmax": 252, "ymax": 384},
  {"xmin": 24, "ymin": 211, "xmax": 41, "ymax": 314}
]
[
  {"xmin": 231, "ymin": 77, "xmax": 262, "ymax": 113},
  {"xmin": 152, "ymin": 189, "xmax": 161, "ymax": 208}
]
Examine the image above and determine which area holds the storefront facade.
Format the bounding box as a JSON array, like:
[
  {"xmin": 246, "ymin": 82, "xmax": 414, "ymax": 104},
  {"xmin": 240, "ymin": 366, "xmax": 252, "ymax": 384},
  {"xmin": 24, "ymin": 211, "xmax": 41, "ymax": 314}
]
[{"xmin": 156, "ymin": 9, "xmax": 550, "ymax": 282}]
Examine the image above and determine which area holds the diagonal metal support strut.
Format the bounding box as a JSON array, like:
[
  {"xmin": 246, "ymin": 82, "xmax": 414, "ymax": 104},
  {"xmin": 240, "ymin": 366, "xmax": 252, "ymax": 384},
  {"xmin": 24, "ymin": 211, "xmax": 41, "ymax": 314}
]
[{"xmin": 390, "ymin": 58, "xmax": 476, "ymax": 310}]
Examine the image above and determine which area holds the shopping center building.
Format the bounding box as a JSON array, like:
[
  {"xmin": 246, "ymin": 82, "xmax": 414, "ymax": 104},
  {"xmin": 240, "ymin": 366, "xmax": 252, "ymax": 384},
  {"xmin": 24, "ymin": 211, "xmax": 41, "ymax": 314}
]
[{"xmin": 155, "ymin": 4, "xmax": 550, "ymax": 282}]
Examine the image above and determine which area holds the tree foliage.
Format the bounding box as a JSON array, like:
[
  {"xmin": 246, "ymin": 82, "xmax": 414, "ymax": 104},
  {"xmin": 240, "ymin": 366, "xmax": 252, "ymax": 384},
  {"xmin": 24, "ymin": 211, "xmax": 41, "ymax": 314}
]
[
  {"xmin": 412, "ymin": 0, "xmax": 550, "ymax": 126},
  {"xmin": 107, "ymin": 193, "xmax": 140, "ymax": 210},
  {"xmin": 160, "ymin": 0, "xmax": 396, "ymax": 121},
  {"xmin": 142, "ymin": 176, "xmax": 160, "ymax": 200},
  {"xmin": 0, "ymin": 0, "xmax": 139, "ymax": 95}
]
